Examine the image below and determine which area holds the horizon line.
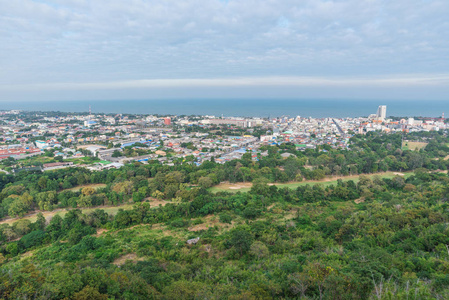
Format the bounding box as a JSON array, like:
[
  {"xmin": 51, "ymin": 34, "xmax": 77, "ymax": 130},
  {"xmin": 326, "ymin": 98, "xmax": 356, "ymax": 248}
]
[{"xmin": 2, "ymin": 74, "xmax": 449, "ymax": 92}]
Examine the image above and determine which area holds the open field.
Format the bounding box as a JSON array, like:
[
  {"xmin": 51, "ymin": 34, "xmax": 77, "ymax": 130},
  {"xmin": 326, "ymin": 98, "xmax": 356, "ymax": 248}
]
[
  {"xmin": 210, "ymin": 171, "xmax": 413, "ymax": 193},
  {"xmin": 76, "ymin": 144, "xmax": 106, "ymax": 149},
  {"xmin": 64, "ymin": 156, "xmax": 101, "ymax": 165},
  {"xmin": 402, "ymin": 141, "xmax": 428, "ymax": 151}
]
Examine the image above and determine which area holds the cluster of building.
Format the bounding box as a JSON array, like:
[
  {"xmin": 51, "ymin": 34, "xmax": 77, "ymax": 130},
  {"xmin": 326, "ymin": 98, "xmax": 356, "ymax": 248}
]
[
  {"xmin": 364, "ymin": 106, "xmax": 447, "ymax": 133},
  {"xmin": 0, "ymin": 106, "xmax": 446, "ymax": 171}
]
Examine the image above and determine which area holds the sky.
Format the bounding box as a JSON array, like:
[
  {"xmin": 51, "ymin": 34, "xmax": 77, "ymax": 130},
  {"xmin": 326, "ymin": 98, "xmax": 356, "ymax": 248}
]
[{"xmin": 1, "ymin": 0, "xmax": 449, "ymax": 101}]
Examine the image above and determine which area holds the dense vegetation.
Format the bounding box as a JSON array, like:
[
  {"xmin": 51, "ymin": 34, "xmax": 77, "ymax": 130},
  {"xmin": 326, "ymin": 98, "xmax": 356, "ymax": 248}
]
[
  {"xmin": 1, "ymin": 132, "xmax": 448, "ymax": 220},
  {"xmin": 0, "ymin": 132, "xmax": 449, "ymax": 299}
]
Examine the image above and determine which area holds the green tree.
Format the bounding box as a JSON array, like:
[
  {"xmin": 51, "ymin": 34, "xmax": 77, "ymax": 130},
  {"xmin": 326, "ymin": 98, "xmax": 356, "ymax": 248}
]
[
  {"xmin": 73, "ymin": 285, "xmax": 108, "ymax": 300},
  {"xmin": 251, "ymin": 177, "xmax": 270, "ymax": 196},
  {"xmin": 230, "ymin": 228, "xmax": 254, "ymax": 256},
  {"xmin": 198, "ymin": 176, "xmax": 213, "ymax": 189},
  {"xmin": 250, "ymin": 241, "xmax": 269, "ymax": 259}
]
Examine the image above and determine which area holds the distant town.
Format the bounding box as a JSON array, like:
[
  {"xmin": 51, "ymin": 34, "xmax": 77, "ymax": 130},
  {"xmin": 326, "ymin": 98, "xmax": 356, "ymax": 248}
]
[{"xmin": 0, "ymin": 105, "xmax": 447, "ymax": 173}]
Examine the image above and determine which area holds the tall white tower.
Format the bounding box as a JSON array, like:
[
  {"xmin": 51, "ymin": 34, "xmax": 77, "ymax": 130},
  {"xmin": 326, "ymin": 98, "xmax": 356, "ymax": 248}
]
[{"xmin": 377, "ymin": 105, "xmax": 387, "ymax": 121}]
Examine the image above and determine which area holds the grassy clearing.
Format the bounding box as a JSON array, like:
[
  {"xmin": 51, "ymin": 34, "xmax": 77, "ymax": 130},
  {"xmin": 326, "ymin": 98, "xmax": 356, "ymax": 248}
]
[
  {"xmin": 210, "ymin": 172, "xmax": 413, "ymax": 193},
  {"xmin": 187, "ymin": 214, "xmax": 236, "ymax": 232},
  {"xmin": 61, "ymin": 183, "xmax": 107, "ymax": 193},
  {"xmin": 144, "ymin": 198, "xmax": 174, "ymax": 208},
  {"xmin": 65, "ymin": 156, "xmax": 101, "ymax": 165},
  {"xmin": 112, "ymin": 253, "xmax": 144, "ymax": 266},
  {"xmin": 402, "ymin": 141, "xmax": 428, "ymax": 151}
]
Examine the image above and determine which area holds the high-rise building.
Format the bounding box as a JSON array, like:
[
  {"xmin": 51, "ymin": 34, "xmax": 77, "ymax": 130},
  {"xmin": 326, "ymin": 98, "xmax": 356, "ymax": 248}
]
[
  {"xmin": 164, "ymin": 117, "xmax": 171, "ymax": 125},
  {"xmin": 376, "ymin": 105, "xmax": 387, "ymax": 121}
]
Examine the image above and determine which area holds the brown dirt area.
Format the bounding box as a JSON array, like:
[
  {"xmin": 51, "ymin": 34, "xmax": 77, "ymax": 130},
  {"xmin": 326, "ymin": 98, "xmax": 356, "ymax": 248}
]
[
  {"xmin": 145, "ymin": 198, "xmax": 174, "ymax": 207},
  {"xmin": 354, "ymin": 198, "xmax": 365, "ymax": 204},
  {"xmin": 112, "ymin": 253, "xmax": 144, "ymax": 266},
  {"xmin": 76, "ymin": 144, "xmax": 106, "ymax": 149},
  {"xmin": 20, "ymin": 250, "xmax": 34, "ymax": 260},
  {"xmin": 188, "ymin": 215, "xmax": 235, "ymax": 232},
  {"xmin": 95, "ymin": 228, "xmax": 109, "ymax": 236}
]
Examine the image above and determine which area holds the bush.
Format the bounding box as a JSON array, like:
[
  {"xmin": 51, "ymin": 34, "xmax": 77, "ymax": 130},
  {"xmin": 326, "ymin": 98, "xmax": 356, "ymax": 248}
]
[
  {"xmin": 170, "ymin": 218, "xmax": 189, "ymax": 228},
  {"xmin": 192, "ymin": 218, "xmax": 204, "ymax": 225},
  {"xmin": 242, "ymin": 207, "xmax": 261, "ymax": 219},
  {"xmin": 230, "ymin": 229, "xmax": 254, "ymax": 256},
  {"xmin": 20, "ymin": 230, "xmax": 46, "ymax": 249},
  {"xmin": 219, "ymin": 213, "xmax": 233, "ymax": 224}
]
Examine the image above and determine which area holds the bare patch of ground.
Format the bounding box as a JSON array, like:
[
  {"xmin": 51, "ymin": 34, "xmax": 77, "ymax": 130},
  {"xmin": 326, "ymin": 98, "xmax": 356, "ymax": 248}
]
[
  {"xmin": 354, "ymin": 198, "xmax": 365, "ymax": 204},
  {"xmin": 189, "ymin": 224, "xmax": 209, "ymax": 231},
  {"xmin": 282, "ymin": 212, "xmax": 298, "ymax": 220},
  {"xmin": 76, "ymin": 144, "xmax": 106, "ymax": 149},
  {"xmin": 214, "ymin": 182, "xmax": 252, "ymax": 190},
  {"xmin": 112, "ymin": 253, "xmax": 144, "ymax": 266},
  {"xmin": 188, "ymin": 215, "xmax": 235, "ymax": 232},
  {"xmin": 95, "ymin": 228, "xmax": 109, "ymax": 236},
  {"xmin": 145, "ymin": 198, "xmax": 174, "ymax": 207},
  {"xmin": 20, "ymin": 250, "xmax": 34, "ymax": 260}
]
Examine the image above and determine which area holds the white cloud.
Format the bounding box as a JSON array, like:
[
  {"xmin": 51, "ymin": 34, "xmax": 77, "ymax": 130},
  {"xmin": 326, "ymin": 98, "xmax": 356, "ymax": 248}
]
[{"xmin": 0, "ymin": 0, "xmax": 448, "ymax": 99}]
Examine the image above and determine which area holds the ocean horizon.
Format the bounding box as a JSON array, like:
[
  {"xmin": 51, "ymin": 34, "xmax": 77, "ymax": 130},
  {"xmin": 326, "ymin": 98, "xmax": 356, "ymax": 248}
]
[{"xmin": 1, "ymin": 99, "xmax": 447, "ymax": 118}]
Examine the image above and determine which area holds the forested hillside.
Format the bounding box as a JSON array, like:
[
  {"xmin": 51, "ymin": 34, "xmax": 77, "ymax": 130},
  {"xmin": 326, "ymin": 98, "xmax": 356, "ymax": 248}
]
[{"xmin": 1, "ymin": 132, "xmax": 449, "ymax": 299}]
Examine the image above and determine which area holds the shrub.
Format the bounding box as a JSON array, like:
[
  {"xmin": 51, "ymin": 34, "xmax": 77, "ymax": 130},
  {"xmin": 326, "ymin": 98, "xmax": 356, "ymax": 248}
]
[
  {"xmin": 219, "ymin": 213, "xmax": 233, "ymax": 224},
  {"xmin": 20, "ymin": 230, "xmax": 46, "ymax": 249},
  {"xmin": 170, "ymin": 218, "xmax": 189, "ymax": 228}
]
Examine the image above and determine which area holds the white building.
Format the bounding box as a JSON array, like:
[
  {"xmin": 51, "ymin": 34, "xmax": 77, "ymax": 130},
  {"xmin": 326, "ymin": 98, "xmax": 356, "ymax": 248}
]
[
  {"xmin": 377, "ymin": 105, "xmax": 387, "ymax": 121},
  {"xmin": 35, "ymin": 140, "xmax": 49, "ymax": 149}
]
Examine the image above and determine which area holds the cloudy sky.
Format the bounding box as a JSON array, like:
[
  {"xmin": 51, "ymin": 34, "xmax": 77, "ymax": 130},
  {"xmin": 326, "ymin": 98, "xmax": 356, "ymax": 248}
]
[{"xmin": 1, "ymin": 0, "xmax": 448, "ymax": 101}]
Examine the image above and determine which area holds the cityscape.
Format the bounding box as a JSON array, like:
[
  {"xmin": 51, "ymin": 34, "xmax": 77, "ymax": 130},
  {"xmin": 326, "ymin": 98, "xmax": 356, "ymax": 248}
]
[
  {"xmin": 1, "ymin": 0, "xmax": 449, "ymax": 299},
  {"xmin": 0, "ymin": 105, "xmax": 446, "ymax": 173}
]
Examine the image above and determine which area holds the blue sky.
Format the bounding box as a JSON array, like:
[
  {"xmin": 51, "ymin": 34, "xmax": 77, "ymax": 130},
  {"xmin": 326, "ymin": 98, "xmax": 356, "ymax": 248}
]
[{"xmin": 0, "ymin": 0, "xmax": 448, "ymax": 101}]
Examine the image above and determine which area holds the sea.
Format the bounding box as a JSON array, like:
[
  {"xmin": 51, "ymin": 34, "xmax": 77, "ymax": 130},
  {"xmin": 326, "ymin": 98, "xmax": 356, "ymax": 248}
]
[{"xmin": 0, "ymin": 99, "xmax": 447, "ymax": 118}]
